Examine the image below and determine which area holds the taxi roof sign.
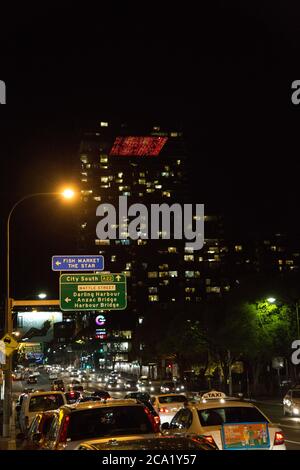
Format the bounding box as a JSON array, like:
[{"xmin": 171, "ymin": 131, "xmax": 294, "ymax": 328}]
[{"xmin": 201, "ymin": 390, "xmax": 227, "ymax": 400}]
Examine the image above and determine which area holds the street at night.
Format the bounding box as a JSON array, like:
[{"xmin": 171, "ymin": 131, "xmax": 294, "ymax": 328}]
[{"xmin": 1, "ymin": 1, "xmax": 300, "ymax": 464}]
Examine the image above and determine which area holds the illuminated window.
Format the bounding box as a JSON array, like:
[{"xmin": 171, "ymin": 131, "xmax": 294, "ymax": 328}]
[
  {"xmin": 100, "ymin": 121, "xmax": 108, "ymax": 127},
  {"xmin": 162, "ymin": 191, "xmax": 171, "ymax": 197},
  {"xmin": 286, "ymin": 260, "xmax": 294, "ymax": 265},
  {"xmin": 118, "ymin": 173, "xmax": 123, "ymax": 178},
  {"xmin": 170, "ymin": 132, "xmax": 178, "ymax": 137},
  {"xmin": 94, "ymin": 196, "xmax": 101, "ymax": 201},
  {"xmin": 148, "ymin": 287, "xmax": 158, "ymax": 294},
  {"xmin": 95, "ymin": 240, "xmax": 110, "ymax": 246},
  {"xmin": 159, "ymin": 272, "xmax": 169, "ymax": 278},
  {"xmin": 138, "ymin": 179, "xmax": 146, "ymax": 184},
  {"xmin": 80, "ymin": 155, "xmax": 88, "ymax": 163},
  {"xmin": 195, "ymin": 271, "xmax": 200, "ymax": 278},
  {"xmin": 159, "ymin": 264, "xmax": 169, "ymax": 270},
  {"xmin": 185, "ymin": 297, "xmax": 192, "ymax": 302},
  {"xmin": 278, "ymin": 259, "xmax": 283, "ymax": 265},
  {"xmin": 184, "ymin": 255, "xmax": 194, "ymax": 261},
  {"xmin": 199, "ymin": 257, "xmax": 203, "ymax": 262},
  {"xmin": 139, "ymin": 172, "xmax": 145, "ymax": 177},
  {"xmin": 235, "ymin": 245, "xmax": 243, "ymax": 252},
  {"xmin": 177, "ymin": 160, "xmax": 181, "ymax": 165},
  {"xmin": 185, "ymin": 271, "xmax": 194, "ymax": 278},
  {"xmin": 126, "ymin": 262, "xmax": 132, "ymax": 270},
  {"xmin": 148, "ymin": 272, "xmax": 158, "ymax": 278},
  {"xmin": 206, "ymin": 279, "xmax": 211, "ymax": 285},
  {"xmin": 155, "ymin": 184, "xmax": 162, "ymax": 189},
  {"xmin": 168, "ymin": 247, "xmax": 177, "ymax": 253},
  {"xmin": 81, "ymin": 178, "xmax": 87, "ymax": 182},
  {"xmin": 125, "ymin": 271, "xmax": 131, "ymax": 277},
  {"xmin": 100, "ymin": 156, "xmax": 108, "ymax": 163},
  {"xmin": 211, "ymin": 287, "xmax": 221, "ymax": 293},
  {"xmin": 160, "ymin": 279, "xmax": 169, "ymax": 286},
  {"xmin": 169, "ymin": 271, "xmax": 178, "ymax": 277},
  {"xmin": 185, "ymin": 287, "xmax": 195, "ymax": 293},
  {"xmin": 81, "ymin": 223, "xmax": 87, "ymax": 229},
  {"xmin": 111, "ymin": 255, "xmax": 116, "ymax": 262},
  {"xmin": 81, "ymin": 190, "xmax": 93, "ymax": 196},
  {"xmin": 101, "ymin": 176, "xmax": 109, "ymax": 183},
  {"xmin": 161, "ymin": 172, "xmax": 169, "ymax": 177},
  {"xmin": 149, "ymin": 295, "xmax": 159, "ymax": 302},
  {"xmin": 146, "ymin": 188, "xmax": 155, "ymax": 193}
]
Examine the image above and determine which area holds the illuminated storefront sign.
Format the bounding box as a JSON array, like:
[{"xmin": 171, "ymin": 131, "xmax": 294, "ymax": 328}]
[{"xmin": 109, "ymin": 136, "xmax": 168, "ymax": 156}]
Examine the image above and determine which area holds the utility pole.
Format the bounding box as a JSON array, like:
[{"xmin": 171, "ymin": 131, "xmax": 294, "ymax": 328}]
[{"xmin": 228, "ymin": 350, "xmax": 233, "ymax": 396}]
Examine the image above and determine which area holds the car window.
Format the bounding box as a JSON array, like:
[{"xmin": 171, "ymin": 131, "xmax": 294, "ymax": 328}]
[
  {"xmin": 67, "ymin": 406, "xmax": 153, "ymax": 441},
  {"xmin": 41, "ymin": 416, "xmax": 55, "ymax": 436},
  {"xmin": 29, "ymin": 394, "xmax": 64, "ymax": 412},
  {"xmin": 198, "ymin": 406, "xmax": 268, "ymax": 427},
  {"xmin": 46, "ymin": 416, "xmax": 60, "ymax": 443},
  {"xmin": 171, "ymin": 409, "xmax": 192, "ymax": 429},
  {"xmin": 27, "ymin": 415, "xmax": 41, "ymax": 438},
  {"xmin": 159, "ymin": 395, "xmax": 187, "ymax": 404}
]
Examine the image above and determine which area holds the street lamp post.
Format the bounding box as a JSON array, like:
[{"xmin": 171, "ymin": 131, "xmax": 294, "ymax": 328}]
[{"xmin": 2, "ymin": 190, "xmax": 75, "ymax": 438}]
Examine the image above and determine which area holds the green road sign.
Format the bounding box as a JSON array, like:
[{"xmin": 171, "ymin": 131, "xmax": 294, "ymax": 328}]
[{"xmin": 59, "ymin": 273, "xmax": 127, "ymax": 311}]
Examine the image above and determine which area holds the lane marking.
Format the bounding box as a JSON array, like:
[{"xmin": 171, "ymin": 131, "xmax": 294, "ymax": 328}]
[
  {"xmin": 285, "ymin": 440, "xmax": 300, "ymax": 445},
  {"xmin": 279, "ymin": 423, "xmax": 300, "ymax": 429}
]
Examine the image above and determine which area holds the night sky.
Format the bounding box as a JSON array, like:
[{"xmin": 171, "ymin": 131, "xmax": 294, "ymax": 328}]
[{"xmin": 1, "ymin": 2, "xmax": 300, "ymax": 299}]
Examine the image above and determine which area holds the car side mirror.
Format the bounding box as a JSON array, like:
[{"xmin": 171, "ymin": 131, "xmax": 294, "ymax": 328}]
[
  {"xmin": 161, "ymin": 422, "xmax": 170, "ymax": 430},
  {"xmin": 32, "ymin": 432, "xmax": 42, "ymax": 443}
]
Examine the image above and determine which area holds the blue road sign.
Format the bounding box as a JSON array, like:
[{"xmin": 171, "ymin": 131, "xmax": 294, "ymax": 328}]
[{"xmin": 52, "ymin": 255, "xmax": 104, "ymax": 272}]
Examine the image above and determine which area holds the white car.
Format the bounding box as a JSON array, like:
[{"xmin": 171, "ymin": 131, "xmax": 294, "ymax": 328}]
[
  {"xmin": 283, "ymin": 388, "xmax": 300, "ymax": 416},
  {"xmin": 151, "ymin": 394, "xmax": 187, "ymax": 424},
  {"xmin": 18, "ymin": 391, "xmax": 67, "ymax": 433},
  {"xmin": 162, "ymin": 390, "xmax": 286, "ymax": 450},
  {"xmin": 49, "ymin": 373, "xmax": 58, "ymax": 380}
]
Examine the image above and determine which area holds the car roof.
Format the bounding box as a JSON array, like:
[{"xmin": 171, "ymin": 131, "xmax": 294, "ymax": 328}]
[
  {"xmin": 26, "ymin": 391, "xmax": 65, "ymax": 398},
  {"xmin": 153, "ymin": 393, "xmax": 187, "ymax": 399},
  {"xmin": 189, "ymin": 400, "xmax": 256, "ymax": 410},
  {"xmin": 61, "ymin": 399, "xmax": 142, "ymax": 412}
]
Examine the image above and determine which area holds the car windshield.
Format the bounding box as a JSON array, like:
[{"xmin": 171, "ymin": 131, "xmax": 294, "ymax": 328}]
[
  {"xmin": 292, "ymin": 391, "xmax": 300, "ymax": 398},
  {"xmin": 29, "ymin": 394, "xmax": 64, "ymax": 412},
  {"xmin": 67, "ymin": 406, "xmax": 153, "ymax": 441},
  {"xmin": 159, "ymin": 395, "xmax": 187, "ymax": 404},
  {"xmin": 198, "ymin": 406, "xmax": 268, "ymax": 426}
]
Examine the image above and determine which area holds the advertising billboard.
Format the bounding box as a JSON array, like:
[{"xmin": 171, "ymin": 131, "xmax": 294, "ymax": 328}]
[
  {"xmin": 16, "ymin": 311, "xmax": 63, "ymax": 343},
  {"xmin": 109, "ymin": 136, "xmax": 168, "ymax": 156}
]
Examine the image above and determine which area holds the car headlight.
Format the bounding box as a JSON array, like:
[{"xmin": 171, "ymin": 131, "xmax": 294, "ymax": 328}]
[
  {"xmin": 181, "ymin": 386, "xmax": 184, "ymax": 390},
  {"xmin": 165, "ymin": 388, "xmax": 169, "ymax": 392},
  {"xmin": 117, "ymin": 384, "xmax": 120, "ymax": 389},
  {"xmin": 293, "ymin": 407, "xmax": 299, "ymax": 415}
]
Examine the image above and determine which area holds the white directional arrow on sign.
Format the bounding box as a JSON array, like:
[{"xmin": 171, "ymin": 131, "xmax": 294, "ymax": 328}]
[
  {"xmin": 115, "ymin": 275, "xmax": 121, "ymax": 281},
  {"xmin": 65, "ymin": 297, "xmax": 72, "ymax": 303},
  {"xmin": 56, "ymin": 261, "xmax": 62, "ymax": 266}
]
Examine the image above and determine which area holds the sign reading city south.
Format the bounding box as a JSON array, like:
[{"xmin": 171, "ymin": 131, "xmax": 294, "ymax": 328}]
[
  {"xmin": 60, "ymin": 273, "xmax": 127, "ymax": 311},
  {"xmin": 52, "ymin": 255, "xmax": 104, "ymax": 272}
]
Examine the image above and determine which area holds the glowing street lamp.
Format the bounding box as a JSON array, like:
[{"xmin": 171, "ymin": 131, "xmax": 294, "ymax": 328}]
[
  {"xmin": 267, "ymin": 297, "xmax": 276, "ymax": 304},
  {"xmin": 62, "ymin": 188, "xmax": 75, "ymax": 199},
  {"xmin": 37, "ymin": 293, "xmax": 47, "ymax": 300}
]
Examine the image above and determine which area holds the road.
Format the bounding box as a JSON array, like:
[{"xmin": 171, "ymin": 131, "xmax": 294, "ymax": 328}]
[{"xmin": 12, "ymin": 373, "xmax": 300, "ymax": 449}]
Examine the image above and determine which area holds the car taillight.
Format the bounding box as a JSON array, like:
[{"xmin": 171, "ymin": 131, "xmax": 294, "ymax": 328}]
[
  {"xmin": 203, "ymin": 435, "xmax": 217, "ymax": 447},
  {"xmin": 144, "ymin": 407, "xmax": 160, "ymax": 433},
  {"xmin": 159, "ymin": 407, "xmax": 169, "ymax": 413},
  {"xmin": 59, "ymin": 415, "xmax": 70, "ymax": 443},
  {"xmin": 274, "ymin": 431, "xmax": 285, "ymax": 446}
]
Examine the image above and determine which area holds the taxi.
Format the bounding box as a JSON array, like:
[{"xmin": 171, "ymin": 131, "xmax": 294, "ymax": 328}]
[{"xmin": 161, "ymin": 390, "xmax": 286, "ymax": 450}]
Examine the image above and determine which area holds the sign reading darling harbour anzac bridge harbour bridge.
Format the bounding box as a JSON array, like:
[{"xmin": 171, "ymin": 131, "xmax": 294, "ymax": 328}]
[{"xmin": 59, "ymin": 273, "xmax": 127, "ymax": 311}]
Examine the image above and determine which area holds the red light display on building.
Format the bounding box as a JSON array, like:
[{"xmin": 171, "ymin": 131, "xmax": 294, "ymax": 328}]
[{"xmin": 109, "ymin": 136, "xmax": 168, "ymax": 156}]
